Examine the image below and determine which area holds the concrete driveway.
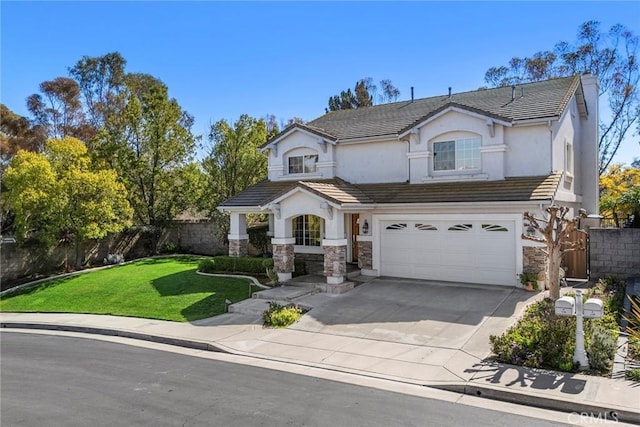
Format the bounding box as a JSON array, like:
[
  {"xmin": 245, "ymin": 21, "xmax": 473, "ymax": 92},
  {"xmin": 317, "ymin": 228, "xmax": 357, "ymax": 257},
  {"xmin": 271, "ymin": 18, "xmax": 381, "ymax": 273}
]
[{"xmin": 290, "ymin": 277, "xmax": 539, "ymax": 358}]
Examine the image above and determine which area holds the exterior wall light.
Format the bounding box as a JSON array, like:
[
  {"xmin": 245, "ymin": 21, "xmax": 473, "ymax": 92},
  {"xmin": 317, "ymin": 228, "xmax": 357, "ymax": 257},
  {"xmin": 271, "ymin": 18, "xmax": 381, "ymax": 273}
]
[{"xmin": 362, "ymin": 219, "xmax": 369, "ymax": 235}]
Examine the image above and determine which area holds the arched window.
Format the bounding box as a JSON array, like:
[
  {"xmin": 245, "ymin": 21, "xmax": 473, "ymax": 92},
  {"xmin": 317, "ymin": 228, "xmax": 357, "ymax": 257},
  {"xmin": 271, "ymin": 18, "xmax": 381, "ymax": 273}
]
[{"xmin": 293, "ymin": 215, "xmax": 322, "ymax": 246}]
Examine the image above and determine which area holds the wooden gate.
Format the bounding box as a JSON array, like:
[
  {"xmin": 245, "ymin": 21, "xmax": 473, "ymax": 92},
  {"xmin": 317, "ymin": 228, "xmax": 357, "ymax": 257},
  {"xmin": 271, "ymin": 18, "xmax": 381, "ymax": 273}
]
[{"xmin": 564, "ymin": 230, "xmax": 588, "ymax": 279}]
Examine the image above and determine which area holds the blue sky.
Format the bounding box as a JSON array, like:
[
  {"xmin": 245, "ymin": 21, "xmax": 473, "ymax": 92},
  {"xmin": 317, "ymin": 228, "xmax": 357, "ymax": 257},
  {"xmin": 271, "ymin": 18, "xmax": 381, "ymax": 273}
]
[{"xmin": 2, "ymin": 1, "xmax": 639, "ymax": 164}]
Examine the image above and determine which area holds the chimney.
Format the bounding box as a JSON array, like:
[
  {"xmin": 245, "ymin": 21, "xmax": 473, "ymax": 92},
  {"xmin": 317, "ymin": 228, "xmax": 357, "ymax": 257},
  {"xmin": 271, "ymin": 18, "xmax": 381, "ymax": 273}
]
[
  {"xmin": 411, "ymin": 87, "xmax": 414, "ymax": 103},
  {"xmin": 448, "ymin": 87, "xmax": 452, "ymax": 98},
  {"xmin": 511, "ymin": 85, "xmax": 516, "ymax": 101}
]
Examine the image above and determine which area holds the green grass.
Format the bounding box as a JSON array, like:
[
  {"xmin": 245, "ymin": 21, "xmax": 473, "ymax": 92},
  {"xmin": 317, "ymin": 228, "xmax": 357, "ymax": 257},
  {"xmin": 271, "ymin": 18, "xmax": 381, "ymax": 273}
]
[{"xmin": 0, "ymin": 256, "xmax": 261, "ymax": 322}]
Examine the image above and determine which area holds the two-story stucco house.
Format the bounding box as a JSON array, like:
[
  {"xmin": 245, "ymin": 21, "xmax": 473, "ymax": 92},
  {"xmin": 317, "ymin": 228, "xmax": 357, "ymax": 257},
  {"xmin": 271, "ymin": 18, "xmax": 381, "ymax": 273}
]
[{"xmin": 220, "ymin": 75, "xmax": 599, "ymax": 289}]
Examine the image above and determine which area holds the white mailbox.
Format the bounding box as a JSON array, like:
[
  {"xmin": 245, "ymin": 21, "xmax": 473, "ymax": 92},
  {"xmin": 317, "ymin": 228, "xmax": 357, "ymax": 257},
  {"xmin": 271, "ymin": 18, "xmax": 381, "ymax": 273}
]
[
  {"xmin": 555, "ymin": 296, "xmax": 575, "ymax": 316},
  {"xmin": 583, "ymin": 298, "xmax": 604, "ymax": 319}
]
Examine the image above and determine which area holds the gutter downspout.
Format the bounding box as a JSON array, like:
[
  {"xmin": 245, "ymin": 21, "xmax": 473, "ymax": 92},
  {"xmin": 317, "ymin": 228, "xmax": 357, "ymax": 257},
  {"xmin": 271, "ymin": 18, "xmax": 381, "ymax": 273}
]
[
  {"xmin": 407, "ymin": 139, "xmax": 411, "ymax": 183},
  {"xmin": 548, "ymin": 120, "xmax": 554, "ymax": 175}
]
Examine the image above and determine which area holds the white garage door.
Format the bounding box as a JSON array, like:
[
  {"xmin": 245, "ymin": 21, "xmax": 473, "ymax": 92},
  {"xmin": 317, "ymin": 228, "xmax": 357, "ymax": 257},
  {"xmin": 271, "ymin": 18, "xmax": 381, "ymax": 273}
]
[{"xmin": 380, "ymin": 219, "xmax": 516, "ymax": 286}]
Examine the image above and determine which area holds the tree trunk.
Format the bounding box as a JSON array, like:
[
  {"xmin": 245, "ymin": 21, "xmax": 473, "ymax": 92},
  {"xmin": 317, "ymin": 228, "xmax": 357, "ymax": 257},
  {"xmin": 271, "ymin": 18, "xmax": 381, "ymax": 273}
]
[
  {"xmin": 74, "ymin": 238, "xmax": 83, "ymax": 270},
  {"xmin": 548, "ymin": 247, "xmax": 562, "ymax": 301}
]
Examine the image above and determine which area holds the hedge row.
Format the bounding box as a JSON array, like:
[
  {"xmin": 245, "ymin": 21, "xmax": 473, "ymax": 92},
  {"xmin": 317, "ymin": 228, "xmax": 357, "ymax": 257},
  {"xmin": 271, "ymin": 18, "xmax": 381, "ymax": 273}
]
[{"xmin": 198, "ymin": 256, "xmax": 307, "ymax": 277}]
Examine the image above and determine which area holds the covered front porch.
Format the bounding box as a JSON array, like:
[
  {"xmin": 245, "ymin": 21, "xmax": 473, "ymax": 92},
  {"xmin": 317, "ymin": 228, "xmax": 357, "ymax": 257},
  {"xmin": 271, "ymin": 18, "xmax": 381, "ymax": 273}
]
[{"xmin": 225, "ymin": 185, "xmax": 373, "ymax": 290}]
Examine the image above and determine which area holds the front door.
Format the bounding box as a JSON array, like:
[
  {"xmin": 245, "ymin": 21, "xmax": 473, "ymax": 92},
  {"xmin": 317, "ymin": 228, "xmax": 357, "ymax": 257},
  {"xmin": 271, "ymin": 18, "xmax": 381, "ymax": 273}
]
[{"xmin": 351, "ymin": 214, "xmax": 359, "ymax": 262}]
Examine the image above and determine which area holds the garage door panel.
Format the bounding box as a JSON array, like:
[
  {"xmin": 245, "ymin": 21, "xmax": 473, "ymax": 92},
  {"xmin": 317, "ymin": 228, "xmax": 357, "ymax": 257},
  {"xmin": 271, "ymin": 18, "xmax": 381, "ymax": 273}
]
[{"xmin": 380, "ymin": 219, "xmax": 516, "ymax": 286}]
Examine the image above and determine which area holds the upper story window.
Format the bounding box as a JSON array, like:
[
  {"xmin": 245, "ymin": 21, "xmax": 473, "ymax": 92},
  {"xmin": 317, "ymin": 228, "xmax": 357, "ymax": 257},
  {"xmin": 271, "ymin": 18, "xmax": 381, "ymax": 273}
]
[
  {"xmin": 433, "ymin": 137, "xmax": 480, "ymax": 171},
  {"xmin": 565, "ymin": 139, "xmax": 574, "ymax": 176},
  {"xmin": 288, "ymin": 154, "xmax": 318, "ymax": 174}
]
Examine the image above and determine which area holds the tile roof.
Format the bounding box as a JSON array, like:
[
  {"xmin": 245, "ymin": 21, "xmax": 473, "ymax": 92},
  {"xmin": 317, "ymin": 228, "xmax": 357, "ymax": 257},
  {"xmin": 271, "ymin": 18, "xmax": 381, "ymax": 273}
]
[
  {"xmin": 296, "ymin": 76, "xmax": 581, "ymax": 141},
  {"xmin": 356, "ymin": 174, "xmax": 562, "ymax": 204},
  {"xmin": 219, "ymin": 174, "xmax": 562, "ymax": 208}
]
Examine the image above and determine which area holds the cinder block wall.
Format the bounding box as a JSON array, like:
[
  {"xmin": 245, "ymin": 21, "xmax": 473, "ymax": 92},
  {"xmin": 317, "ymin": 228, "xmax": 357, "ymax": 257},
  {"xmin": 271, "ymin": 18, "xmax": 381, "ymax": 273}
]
[
  {"xmin": 172, "ymin": 222, "xmax": 226, "ymax": 256},
  {"xmin": 589, "ymin": 228, "xmax": 640, "ymax": 280}
]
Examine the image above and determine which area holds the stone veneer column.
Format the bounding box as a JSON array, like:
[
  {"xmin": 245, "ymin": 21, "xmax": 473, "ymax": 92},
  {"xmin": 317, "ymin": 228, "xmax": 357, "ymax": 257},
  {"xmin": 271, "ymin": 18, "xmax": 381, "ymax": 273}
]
[
  {"xmin": 522, "ymin": 246, "xmax": 546, "ymax": 274},
  {"xmin": 228, "ymin": 238, "xmax": 248, "ymax": 257},
  {"xmin": 357, "ymin": 239, "xmax": 373, "ymax": 270},
  {"xmin": 323, "ymin": 239, "xmax": 347, "ymax": 284},
  {"xmin": 271, "ymin": 238, "xmax": 295, "ymax": 282},
  {"xmin": 228, "ymin": 212, "xmax": 248, "ymax": 258}
]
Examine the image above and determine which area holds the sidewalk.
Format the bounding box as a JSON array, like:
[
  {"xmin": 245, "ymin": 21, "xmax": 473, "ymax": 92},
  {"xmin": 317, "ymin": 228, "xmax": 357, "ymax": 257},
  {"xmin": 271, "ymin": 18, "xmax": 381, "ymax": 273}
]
[{"xmin": 2, "ymin": 283, "xmax": 639, "ymax": 424}]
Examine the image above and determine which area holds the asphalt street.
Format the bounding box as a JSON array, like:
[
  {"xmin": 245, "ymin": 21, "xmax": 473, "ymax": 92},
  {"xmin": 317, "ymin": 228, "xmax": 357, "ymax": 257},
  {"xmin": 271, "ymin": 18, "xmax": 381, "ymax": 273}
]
[{"xmin": 1, "ymin": 332, "xmax": 572, "ymax": 427}]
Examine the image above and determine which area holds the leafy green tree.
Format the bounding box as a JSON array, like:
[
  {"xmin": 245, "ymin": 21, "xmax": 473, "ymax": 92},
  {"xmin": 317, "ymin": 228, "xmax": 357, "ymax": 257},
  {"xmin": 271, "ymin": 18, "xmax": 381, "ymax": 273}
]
[
  {"xmin": 327, "ymin": 78, "xmax": 401, "ymax": 111},
  {"xmin": 619, "ymin": 185, "xmax": 640, "ymax": 227},
  {"xmin": 599, "ymin": 163, "xmax": 640, "ymax": 226},
  {"xmin": 202, "ymin": 114, "xmax": 268, "ymax": 238},
  {"xmin": 95, "ymin": 74, "xmax": 198, "ymax": 234},
  {"xmin": 3, "ymin": 137, "xmax": 133, "ymax": 268},
  {"xmin": 69, "ymin": 52, "xmax": 127, "ymax": 131},
  {"xmin": 484, "ymin": 20, "xmax": 639, "ymax": 174}
]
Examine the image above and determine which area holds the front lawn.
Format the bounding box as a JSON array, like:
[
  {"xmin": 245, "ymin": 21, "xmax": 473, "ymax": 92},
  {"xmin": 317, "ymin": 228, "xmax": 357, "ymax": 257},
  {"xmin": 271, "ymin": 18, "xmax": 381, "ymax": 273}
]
[{"xmin": 0, "ymin": 256, "xmax": 261, "ymax": 322}]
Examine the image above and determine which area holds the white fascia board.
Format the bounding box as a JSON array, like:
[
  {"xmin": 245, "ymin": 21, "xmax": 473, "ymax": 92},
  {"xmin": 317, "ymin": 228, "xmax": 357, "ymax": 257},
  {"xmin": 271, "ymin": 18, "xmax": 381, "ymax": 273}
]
[
  {"xmin": 368, "ymin": 200, "xmax": 551, "ymax": 210},
  {"xmin": 217, "ymin": 206, "xmax": 263, "ymax": 213},
  {"xmin": 398, "ymin": 106, "xmax": 512, "ymax": 139},
  {"xmin": 337, "ymin": 134, "xmax": 399, "ymax": 145},
  {"xmin": 260, "ymin": 128, "xmax": 336, "ymax": 153},
  {"xmin": 511, "ymin": 116, "xmax": 560, "ymax": 126},
  {"xmin": 339, "ymin": 204, "xmax": 376, "ymax": 211}
]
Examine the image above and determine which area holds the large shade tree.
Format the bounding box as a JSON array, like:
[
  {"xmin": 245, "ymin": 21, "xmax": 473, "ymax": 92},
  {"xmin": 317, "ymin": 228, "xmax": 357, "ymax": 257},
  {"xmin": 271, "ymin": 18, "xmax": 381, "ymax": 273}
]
[
  {"xmin": 484, "ymin": 21, "xmax": 639, "ymax": 174},
  {"xmin": 94, "ymin": 74, "xmax": 199, "ymax": 232},
  {"xmin": 3, "ymin": 137, "xmax": 133, "ymax": 269},
  {"xmin": 202, "ymin": 114, "xmax": 268, "ymax": 238}
]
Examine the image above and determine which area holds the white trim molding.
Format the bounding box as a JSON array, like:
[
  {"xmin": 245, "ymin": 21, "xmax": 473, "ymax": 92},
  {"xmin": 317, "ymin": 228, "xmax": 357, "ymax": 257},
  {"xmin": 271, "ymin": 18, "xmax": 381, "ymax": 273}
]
[
  {"xmin": 322, "ymin": 239, "xmax": 348, "ymax": 246},
  {"xmin": 271, "ymin": 237, "xmax": 296, "ymax": 245},
  {"xmin": 356, "ymin": 235, "xmax": 373, "ymax": 242},
  {"xmin": 228, "ymin": 234, "xmax": 249, "ymax": 240},
  {"xmin": 407, "ymin": 151, "xmax": 432, "ymax": 159},
  {"xmin": 480, "ymin": 144, "xmax": 508, "ymax": 153}
]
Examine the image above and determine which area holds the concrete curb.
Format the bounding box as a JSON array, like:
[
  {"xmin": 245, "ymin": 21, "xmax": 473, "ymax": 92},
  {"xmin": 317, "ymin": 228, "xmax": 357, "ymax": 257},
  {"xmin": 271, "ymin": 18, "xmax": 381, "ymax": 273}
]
[
  {"xmin": 431, "ymin": 383, "xmax": 639, "ymax": 425},
  {"xmin": 0, "ymin": 322, "xmax": 229, "ymax": 354},
  {"xmin": 2, "ymin": 320, "xmax": 638, "ymax": 424}
]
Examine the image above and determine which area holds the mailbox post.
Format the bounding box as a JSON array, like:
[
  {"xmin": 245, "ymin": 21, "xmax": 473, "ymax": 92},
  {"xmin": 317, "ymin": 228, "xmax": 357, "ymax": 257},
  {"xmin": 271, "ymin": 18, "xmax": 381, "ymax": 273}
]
[
  {"xmin": 555, "ymin": 289, "xmax": 604, "ymax": 370},
  {"xmin": 573, "ymin": 290, "xmax": 588, "ymax": 369}
]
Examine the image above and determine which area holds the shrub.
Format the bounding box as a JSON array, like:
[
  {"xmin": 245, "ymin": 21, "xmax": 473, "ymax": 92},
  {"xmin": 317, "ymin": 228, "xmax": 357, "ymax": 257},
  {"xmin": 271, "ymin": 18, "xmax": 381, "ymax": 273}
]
[
  {"xmin": 627, "ymin": 369, "xmax": 640, "ymax": 382},
  {"xmin": 197, "ymin": 256, "xmax": 274, "ymax": 275},
  {"xmin": 263, "ymin": 301, "xmax": 303, "ymax": 328},
  {"xmin": 589, "ymin": 276, "xmax": 626, "ymax": 323},
  {"xmin": 586, "ymin": 323, "xmax": 617, "ymax": 374},
  {"xmin": 160, "ymin": 241, "xmax": 179, "ymax": 254},
  {"xmin": 490, "ymin": 299, "xmax": 575, "ymax": 370},
  {"xmin": 491, "ymin": 296, "xmax": 620, "ymax": 374},
  {"xmin": 198, "ymin": 259, "xmax": 216, "ymax": 273}
]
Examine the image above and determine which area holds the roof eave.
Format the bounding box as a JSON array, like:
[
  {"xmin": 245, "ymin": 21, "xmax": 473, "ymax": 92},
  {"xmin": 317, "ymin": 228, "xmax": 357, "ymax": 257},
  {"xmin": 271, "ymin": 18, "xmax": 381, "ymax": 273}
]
[
  {"xmin": 398, "ymin": 104, "xmax": 513, "ymax": 138},
  {"xmin": 260, "ymin": 124, "xmax": 337, "ymax": 152}
]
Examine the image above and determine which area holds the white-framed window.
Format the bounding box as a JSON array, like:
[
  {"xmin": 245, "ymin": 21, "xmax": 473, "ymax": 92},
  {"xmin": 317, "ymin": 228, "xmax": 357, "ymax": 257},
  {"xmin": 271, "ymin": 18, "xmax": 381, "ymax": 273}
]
[
  {"xmin": 293, "ymin": 215, "xmax": 322, "ymax": 246},
  {"xmin": 288, "ymin": 154, "xmax": 318, "ymax": 174},
  {"xmin": 565, "ymin": 139, "xmax": 574, "ymax": 176},
  {"xmin": 433, "ymin": 137, "xmax": 481, "ymax": 171}
]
